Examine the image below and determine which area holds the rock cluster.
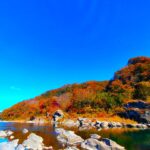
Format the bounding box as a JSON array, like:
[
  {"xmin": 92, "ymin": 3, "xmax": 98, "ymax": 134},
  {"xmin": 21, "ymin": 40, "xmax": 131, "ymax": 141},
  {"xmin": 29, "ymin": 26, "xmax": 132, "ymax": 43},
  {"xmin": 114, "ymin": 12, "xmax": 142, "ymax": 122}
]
[
  {"xmin": 61, "ymin": 117, "xmax": 150, "ymax": 130},
  {"xmin": 55, "ymin": 128, "xmax": 125, "ymax": 150},
  {"xmin": 0, "ymin": 130, "xmax": 53, "ymax": 150},
  {"xmin": 119, "ymin": 100, "xmax": 150, "ymax": 123}
]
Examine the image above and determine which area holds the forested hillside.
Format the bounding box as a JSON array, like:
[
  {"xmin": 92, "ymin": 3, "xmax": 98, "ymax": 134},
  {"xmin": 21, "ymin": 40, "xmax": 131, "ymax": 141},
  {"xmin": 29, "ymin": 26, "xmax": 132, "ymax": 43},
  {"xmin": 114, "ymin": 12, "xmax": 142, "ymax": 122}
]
[{"xmin": 1, "ymin": 56, "xmax": 150, "ymax": 120}]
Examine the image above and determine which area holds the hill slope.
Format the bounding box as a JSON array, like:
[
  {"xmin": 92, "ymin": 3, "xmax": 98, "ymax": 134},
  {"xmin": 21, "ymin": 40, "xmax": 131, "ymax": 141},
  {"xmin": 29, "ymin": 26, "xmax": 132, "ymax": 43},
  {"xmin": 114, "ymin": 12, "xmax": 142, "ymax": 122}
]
[{"xmin": 1, "ymin": 56, "xmax": 150, "ymax": 121}]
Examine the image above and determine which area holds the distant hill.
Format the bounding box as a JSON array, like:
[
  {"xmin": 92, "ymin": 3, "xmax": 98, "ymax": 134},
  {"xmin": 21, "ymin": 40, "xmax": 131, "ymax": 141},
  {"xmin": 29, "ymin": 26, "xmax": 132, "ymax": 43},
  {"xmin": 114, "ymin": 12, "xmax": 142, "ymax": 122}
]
[{"xmin": 1, "ymin": 56, "xmax": 150, "ymax": 120}]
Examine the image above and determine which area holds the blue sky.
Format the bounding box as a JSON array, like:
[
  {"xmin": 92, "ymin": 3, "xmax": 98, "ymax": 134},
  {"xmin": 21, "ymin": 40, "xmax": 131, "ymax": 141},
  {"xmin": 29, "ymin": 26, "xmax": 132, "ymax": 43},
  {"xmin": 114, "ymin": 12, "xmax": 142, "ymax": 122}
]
[{"xmin": 0, "ymin": 0, "xmax": 150, "ymax": 110}]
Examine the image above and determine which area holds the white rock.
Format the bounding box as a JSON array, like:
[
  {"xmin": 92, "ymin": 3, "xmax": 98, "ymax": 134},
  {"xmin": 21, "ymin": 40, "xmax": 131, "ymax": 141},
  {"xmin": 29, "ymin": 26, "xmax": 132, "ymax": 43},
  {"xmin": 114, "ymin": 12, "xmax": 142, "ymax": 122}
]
[
  {"xmin": 10, "ymin": 136, "xmax": 14, "ymax": 140},
  {"xmin": 0, "ymin": 139, "xmax": 19, "ymax": 150},
  {"xmin": 62, "ymin": 120, "xmax": 79, "ymax": 127},
  {"xmin": 0, "ymin": 131, "xmax": 7, "ymax": 137},
  {"xmin": 22, "ymin": 128, "xmax": 28, "ymax": 134},
  {"xmin": 101, "ymin": 121, "xmax": 109, "ymax": 128},
  {"xmin": 64, "ymin": 146, "xmax": 79, "ymax": 150},
  {"xmin": 56, "ymin": 128, "xmax": 84, "ymax": 146},
  {"xmin": 16, "ymin": 144, "xmax": 25, "ymax": 150},
  {"xmin": 90, "ymin": 134, "xmax": 101, "ymax": 140},
  {"xmin": 6, "ymin": 130, "xmax": 14, "ymax": 136},
  {"xmin": 81, "ymin": 138, "xmax": 125, "ymax": 150},
  {"xmin": 23, "ymin": 133, "xmax": 44, "ymax": 150}
]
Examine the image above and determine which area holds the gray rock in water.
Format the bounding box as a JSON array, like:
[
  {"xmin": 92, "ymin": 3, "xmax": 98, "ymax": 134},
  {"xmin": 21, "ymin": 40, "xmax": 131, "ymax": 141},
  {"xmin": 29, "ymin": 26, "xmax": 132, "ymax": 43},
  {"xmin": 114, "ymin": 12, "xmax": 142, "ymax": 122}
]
[
  {"xmin": 90, "ymin": 134, "xmax": 101, "ymax": 140},
  {"xmin": 81, "ymin": 138, "xmax": 109, "ymax": 150},
  {"xmin": 55, "ymin": 128, "xmax": 84, "ymax": 146},
  {"xmin": 6, "ymin": 130, "xmax": 14, "ymax": 136},
  {"xmin": 22, "ymin": 128, "xmax": 28, "ymax": 134},
  {"xmin": 0, "ymin": 131, "xmax": 7, "ymax": 137},
  {"xmin": 81, "ymin": 138, "xmax": 125, "ymax": 150},
  {"xmin": 102, "ymin": 138, "xmax": 125, "ymax": 150},
  {"xmin": 64, "ymin": 146, "xmax": 79, "ymax": 150},
  {"xmin": 16, "ymin": 144, "xmax": 25, "ymax": 150},
  {"xmin": 23, "ymin": 133, "xmax": 44, "ymax": 150}
]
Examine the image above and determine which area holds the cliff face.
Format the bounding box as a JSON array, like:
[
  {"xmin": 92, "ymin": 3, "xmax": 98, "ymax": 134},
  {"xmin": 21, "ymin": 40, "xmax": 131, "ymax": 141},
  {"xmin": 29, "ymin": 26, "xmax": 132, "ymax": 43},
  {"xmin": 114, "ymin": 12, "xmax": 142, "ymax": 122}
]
[{"xmin": 1, "ymin": 56, "xmax": 150, "ymax": 121}]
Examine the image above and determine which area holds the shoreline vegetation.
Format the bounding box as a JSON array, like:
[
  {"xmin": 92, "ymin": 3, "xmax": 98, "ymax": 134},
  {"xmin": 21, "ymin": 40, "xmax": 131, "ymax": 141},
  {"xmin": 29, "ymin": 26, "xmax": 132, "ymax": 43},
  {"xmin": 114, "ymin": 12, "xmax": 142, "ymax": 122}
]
[{"xmin": 1, "ymin": 57, "xmax": 150, "ymax": 125}]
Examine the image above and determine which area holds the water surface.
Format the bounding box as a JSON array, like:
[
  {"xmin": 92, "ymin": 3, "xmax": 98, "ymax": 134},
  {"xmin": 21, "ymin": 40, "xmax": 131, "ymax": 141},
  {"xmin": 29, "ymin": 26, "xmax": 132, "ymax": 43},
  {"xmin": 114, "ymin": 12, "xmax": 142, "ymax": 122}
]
[{"xmin": 0, "ymin": 122, "xmax": 150, "ymax": 150}]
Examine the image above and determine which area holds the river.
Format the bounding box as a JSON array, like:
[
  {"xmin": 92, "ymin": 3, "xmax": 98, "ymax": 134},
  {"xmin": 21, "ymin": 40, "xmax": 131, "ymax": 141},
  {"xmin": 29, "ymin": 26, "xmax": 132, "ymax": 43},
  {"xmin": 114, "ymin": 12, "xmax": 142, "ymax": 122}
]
[{"xmin": 0, "ymin": 122, "xmax": 150, "ymax": 150}]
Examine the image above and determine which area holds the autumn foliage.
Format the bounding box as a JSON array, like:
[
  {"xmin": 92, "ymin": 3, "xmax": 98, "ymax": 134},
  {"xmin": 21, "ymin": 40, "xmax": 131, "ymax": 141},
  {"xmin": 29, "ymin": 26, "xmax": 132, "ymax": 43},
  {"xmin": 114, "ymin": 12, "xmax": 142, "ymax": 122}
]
[{"xmin": 1, "ymin": 56, "xmax": 150, "ymax": 120}]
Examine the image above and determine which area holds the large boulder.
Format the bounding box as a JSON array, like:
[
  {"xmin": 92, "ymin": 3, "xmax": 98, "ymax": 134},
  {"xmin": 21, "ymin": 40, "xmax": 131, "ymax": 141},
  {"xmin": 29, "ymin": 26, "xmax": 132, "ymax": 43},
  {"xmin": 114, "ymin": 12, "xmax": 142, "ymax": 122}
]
[
  {"xmin": 55, "ymin": 128, "xmax": 84, "ymax": 146},
  {"xmin": 102, "ymin": 138, "xmax": 125, "ymax": 150},
  {"xmin": 118, "ymin": 100, "xmax": 150, "ymax": 124},
  {"xmin": 22, "ymin": 133, "xmax": 44, "ymax": 150},
  {"xmin": 81, "ymin": 138, "xmax": 109, "ymax": 150},
  {"xmin": 53, "ymin": 110, "xmax": 64, "ymax": 122},
  {"xmin": 0, "ymin": 139, "xmax": 19, "ymax": 150},
  {"xmin": 81, "ymin": 138, "xmax": 125, "ymax": 150}
]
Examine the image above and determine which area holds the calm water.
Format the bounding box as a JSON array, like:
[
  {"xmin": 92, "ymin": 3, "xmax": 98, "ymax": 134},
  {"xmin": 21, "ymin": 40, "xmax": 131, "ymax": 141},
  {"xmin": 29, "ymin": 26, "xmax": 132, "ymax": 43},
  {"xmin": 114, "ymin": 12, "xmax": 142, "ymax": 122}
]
[{"xmin": 0, "ymin": 122, "xmax": 150, "ymax": 150}]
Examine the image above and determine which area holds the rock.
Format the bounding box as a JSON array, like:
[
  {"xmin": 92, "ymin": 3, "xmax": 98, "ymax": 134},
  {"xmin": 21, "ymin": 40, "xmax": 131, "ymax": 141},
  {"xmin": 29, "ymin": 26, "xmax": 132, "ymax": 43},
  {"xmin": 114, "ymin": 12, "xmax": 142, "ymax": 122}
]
[
  {"xmin": 0, "ymin": 139, "xmax": 19, "ymax": 150},
  {"xmin": 55, "ymin": 128, "xmax": 84, "ymax": 146},
  {"xmin": 64, "ymin": 146, "xmax": 79, "ymax": 150},
  {"xmin": 116, "ymin": 122, "xmax": 122, "ymax": 128},
  {"xmin": 90, "ymin": 134, "xmax": 101, "ymax": 140},
  {"xmin": 16, "ymin": 144, "xmax": 25, "ymax": 150},
  {"xmin": 102, "ymin": 138, "xmax": 125, "ymax": 150},
  {"xmin": 23, "ymin": 133, "xmax": 44, "ymax": 150},
  {"xmin": 10, "ymin": 136, "xmax": 14, "ymax": 140},
  {"xmin": 100, "ymin": 121, "xmax": 109, "ymax": 128},
  {"xmin": 6, "ymin": 130, "xmax": 14, "ymax": 136},
  {"xmin": 118, "ymin": 101, "xmax": 150, "ymax": 124},
  {"xmin": 81, "ymin": 138, "xmax": 109, "ymax": 150},
  {"xmin": 62, "ymin": 120, "xmax": 79, "ymax": 127},
  {"xmin": 43, "ymin": 146, "xmax": 53, "ymax": 150},
  {"xmin": 22, "ymin": 128, "xmax": 28, "ymax": 134},
  {"xmin": 0, "ymin": 131, "xmax": 7, "ymax": 137},
  {"xmin": 77, "ymin": 118, "xmax": 91, "ymax": 127},
  {"xmin": 124, "ymin": 100, "xmax": 149, "ymax": 109},
  {"xmin": 147, "ymin": 124, "xmax": 150, "ymax": 128},
  {"xmin": 53, "ymin": 110, "xmax": 64, "ymax": 122},
  {"xmin": 94, "ymin": 121, "xmax": 101, "ymax": 128},
  {"xmin": 126, "ymin": 124, "xmax": 136, "ymax": 128},
  {"xmin": 81, "ymin": 138, "xmax": 125, "ymax": 150}
]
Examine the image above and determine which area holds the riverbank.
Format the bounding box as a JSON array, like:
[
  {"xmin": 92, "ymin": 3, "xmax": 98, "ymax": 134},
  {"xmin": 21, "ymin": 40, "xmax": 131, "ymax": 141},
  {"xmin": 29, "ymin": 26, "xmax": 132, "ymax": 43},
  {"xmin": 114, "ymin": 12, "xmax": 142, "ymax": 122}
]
[{"xmin": 0, "ymin": 121, "xmax": 150, "ymax": 150}]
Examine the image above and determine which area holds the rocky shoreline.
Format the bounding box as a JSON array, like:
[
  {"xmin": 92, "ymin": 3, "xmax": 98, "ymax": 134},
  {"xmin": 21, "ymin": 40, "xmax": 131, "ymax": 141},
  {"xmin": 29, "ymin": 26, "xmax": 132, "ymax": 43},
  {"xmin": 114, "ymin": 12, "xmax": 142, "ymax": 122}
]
[{"xmin": 0, "ymin": 109, "xmax": 149, "ymax": 150}]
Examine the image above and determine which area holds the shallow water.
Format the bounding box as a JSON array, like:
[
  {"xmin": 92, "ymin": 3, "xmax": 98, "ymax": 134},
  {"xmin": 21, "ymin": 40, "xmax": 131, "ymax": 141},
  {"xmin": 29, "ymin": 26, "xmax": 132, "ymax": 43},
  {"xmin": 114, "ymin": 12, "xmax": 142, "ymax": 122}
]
[{"xmin": 0, "ymin": 122, "xmax": 150, "ymax": 150}]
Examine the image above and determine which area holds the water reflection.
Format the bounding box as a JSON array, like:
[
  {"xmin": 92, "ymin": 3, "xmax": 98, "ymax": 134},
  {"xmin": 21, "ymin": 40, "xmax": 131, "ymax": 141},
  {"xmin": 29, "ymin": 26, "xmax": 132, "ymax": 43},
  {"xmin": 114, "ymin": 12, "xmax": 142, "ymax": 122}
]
[{"xmin": 0, "ymin": 122, "xmax": 149, "ymax": 150}]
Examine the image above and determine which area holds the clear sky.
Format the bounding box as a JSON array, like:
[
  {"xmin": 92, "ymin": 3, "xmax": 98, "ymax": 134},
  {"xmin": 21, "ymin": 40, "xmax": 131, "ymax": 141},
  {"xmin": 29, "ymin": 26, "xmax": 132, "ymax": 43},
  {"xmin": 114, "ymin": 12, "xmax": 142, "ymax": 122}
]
[{"xmin": 0, "ymin": 0, "xmax": 150, "ymax": 111}]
